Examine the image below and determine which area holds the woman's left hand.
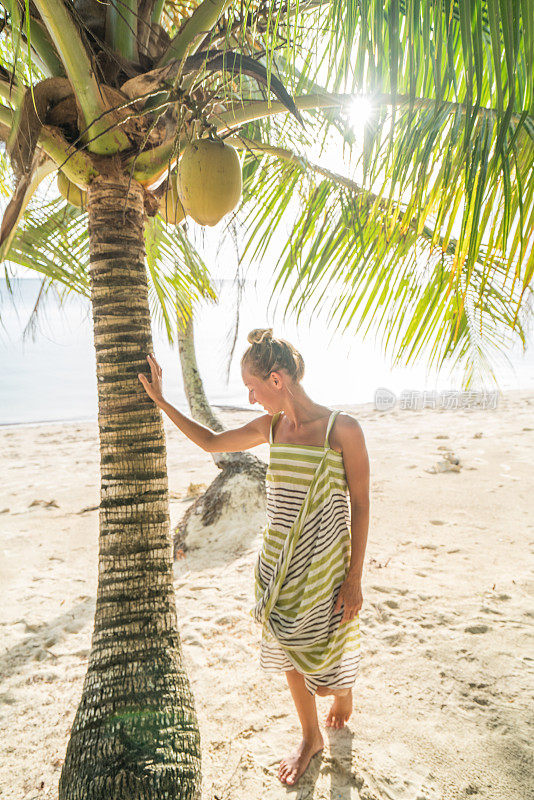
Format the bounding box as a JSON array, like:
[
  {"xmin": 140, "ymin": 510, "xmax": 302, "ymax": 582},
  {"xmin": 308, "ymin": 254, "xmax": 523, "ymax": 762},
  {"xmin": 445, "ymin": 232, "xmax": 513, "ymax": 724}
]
[{"xmin": 334, "ymin": 574, "xmax": 363, "ymax": 624}]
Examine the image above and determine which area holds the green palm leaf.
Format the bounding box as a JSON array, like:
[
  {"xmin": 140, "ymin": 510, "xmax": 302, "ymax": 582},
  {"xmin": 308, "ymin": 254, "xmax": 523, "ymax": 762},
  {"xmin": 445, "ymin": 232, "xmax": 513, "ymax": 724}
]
[
  {"xmin": 0, "ymin": 0, "xmax": 533, "ymax": 386},
  {"xmin": 1, "ymin": 168, "xmax": 218, "ymax": 340},
  {"xmin": 237, "ymin": 135, "xmax": 532, "ymax": 387}
]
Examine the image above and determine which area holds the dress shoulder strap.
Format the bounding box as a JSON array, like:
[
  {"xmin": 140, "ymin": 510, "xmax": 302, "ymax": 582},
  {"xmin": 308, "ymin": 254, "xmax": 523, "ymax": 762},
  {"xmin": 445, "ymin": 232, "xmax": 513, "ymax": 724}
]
[
  {"xmin": 269, "ymin": 412, "xmax": 282, "ymax": 445},
  {"xmin": 323, "ymin": 410, "xmax": 340, "ymax": 449}
]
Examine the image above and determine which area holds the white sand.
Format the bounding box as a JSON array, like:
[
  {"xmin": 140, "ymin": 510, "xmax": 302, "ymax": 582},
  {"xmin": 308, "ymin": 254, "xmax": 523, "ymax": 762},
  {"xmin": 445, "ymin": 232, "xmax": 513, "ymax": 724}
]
[{"xmin": 1, "ymin": 391, "xmax": 532, "ymax": 799}]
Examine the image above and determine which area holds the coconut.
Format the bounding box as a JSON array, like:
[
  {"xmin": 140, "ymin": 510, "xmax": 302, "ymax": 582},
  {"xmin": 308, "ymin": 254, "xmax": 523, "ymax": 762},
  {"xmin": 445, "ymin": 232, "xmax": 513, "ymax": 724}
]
[
  {"xmin": 157, "ymin": 173, "xmax": 185, "ymax": 225},
  {"xmin": 177, "ymin": 138, "xmax": 242, "ymax": 226},
  {"xmin": 57, "ymin": 171, "xmax": 86, "ymax": 208}
]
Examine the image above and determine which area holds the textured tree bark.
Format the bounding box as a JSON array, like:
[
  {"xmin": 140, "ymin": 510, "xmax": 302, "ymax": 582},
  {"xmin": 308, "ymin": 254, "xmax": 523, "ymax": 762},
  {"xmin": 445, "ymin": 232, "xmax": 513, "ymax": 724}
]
[{"xmin": 59, "ymin": 175, "xmax": 201, "ymax": 800}]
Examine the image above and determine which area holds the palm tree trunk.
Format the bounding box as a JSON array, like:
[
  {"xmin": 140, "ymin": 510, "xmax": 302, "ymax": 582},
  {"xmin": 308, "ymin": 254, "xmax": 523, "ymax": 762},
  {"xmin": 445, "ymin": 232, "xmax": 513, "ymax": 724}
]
[
  {"xmin": 177, "ymin": 312, "xmax": 224, "ymax": 433},
  {"xmin": 59, "ymin": 175, "xmax": 201, "ymax": 800},
  {"xmin": 174, "ymin": 310, "xmax": 267, "ymax": 556},
  {"xmin": 177, "ymin": 312, "xmax": 246, "ymax": 469}
]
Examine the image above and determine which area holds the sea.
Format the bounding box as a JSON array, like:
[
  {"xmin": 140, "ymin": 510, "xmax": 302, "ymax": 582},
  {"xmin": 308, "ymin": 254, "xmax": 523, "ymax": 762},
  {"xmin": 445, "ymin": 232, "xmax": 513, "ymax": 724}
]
[{"xmin": 1, "ymin": 276, "xmax": 533, "ymax": 426}]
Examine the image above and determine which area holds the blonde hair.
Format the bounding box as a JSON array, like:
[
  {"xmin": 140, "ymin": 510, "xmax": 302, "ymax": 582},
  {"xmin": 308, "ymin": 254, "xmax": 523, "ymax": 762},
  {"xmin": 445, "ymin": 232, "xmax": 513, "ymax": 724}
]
[{"xmin": 241, "ymin": 328, "xmax": 305, "ymax": 382}]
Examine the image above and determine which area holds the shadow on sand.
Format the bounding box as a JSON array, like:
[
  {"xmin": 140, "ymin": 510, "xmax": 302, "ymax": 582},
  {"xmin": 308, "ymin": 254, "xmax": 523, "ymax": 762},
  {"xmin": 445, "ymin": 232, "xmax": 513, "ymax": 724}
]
[{"xmin": 0, "ymin": 597, "xmax": 95, "ymax": 682}]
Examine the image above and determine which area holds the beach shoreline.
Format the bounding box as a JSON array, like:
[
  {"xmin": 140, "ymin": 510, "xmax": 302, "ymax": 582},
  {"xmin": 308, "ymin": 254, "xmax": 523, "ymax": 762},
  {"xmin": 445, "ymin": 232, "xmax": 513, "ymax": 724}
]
[
  {"xmin": 1, "ymin": 389, "xmax": 532, "ymax": 799},
  {"xmin": 0, "ymin": 403, "xmax": 254, "ymax": 428},
  {"xmin": 0, "ymin": 386, "xmax": 523, "ymax": 428}
]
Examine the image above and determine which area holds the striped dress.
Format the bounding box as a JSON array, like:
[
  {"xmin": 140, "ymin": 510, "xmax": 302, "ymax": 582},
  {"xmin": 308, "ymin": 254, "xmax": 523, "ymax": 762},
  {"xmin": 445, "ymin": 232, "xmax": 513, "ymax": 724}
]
[{"xmin": 251, "ymin": 410, "xmax": 361, "ymax": 695}]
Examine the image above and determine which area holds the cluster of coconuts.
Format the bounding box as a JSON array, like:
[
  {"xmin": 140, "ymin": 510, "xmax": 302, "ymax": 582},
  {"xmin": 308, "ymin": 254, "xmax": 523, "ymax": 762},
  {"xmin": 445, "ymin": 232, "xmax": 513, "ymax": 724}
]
[{"xmin": 57, "ymin": 138, "xmax": 242, "ymax": 228}]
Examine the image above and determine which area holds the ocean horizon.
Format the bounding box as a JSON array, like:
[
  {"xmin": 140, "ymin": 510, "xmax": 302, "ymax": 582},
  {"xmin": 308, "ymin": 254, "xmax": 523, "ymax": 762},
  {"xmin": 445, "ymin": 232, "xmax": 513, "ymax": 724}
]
[{"xmin": 1, "ymin": 277, "xmax": 533, "ymax": 426}]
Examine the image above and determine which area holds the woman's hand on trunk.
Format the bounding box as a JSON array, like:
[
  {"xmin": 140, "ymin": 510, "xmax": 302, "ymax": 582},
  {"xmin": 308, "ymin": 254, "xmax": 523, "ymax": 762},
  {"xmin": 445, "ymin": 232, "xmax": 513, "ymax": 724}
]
[{"xmin": 138, "ymin": 353, "xmax": 164, "ymax": 404}]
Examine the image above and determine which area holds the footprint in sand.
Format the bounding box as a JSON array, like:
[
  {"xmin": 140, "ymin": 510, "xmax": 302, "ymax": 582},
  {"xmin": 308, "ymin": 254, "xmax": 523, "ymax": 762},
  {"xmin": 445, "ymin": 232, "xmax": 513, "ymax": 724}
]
[
  {"xmin": 63, "ymin": 619, "xmax": 86, "ymax": 634},
  {"xmin": 382, "ymin": 631, "xmax": 404, "ymax": 646},
  {"xmin": 480, "ymin": 606, "xmax": 502, "ymax": 616},
  {"xmin": 459, "ymin": 651, "xmax": 477, "ymax": 662},
  {"xmin": 368, "ymin": 602, "xmax": 392, "ymax": 623},
  {"xmin": 371, "ymin": 584, "xmax": 410, "ymax": 595},
  {"xmin": 28, "ymin": 498, "xmax": 59, "ymax": 509},
  {"xmin": 464, "ymin": 624, "xmax": 489, "ymax": 634}
]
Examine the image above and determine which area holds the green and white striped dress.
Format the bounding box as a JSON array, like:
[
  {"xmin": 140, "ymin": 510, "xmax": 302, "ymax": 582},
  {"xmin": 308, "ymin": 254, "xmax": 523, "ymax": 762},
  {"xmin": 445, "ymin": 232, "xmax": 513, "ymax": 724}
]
[{"xmin": 252, "ymin": 410, "xmax": 361, "ymax": 695}]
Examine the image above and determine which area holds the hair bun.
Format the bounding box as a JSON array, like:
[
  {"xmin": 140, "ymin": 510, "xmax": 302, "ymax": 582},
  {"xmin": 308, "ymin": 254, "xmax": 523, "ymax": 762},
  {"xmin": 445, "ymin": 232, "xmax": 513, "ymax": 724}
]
[
  {"xmin": 242, "ymin": 329, "xmax": 304, "ymax": 382},
  {"xmin": 247, "ymin": 328, "xmax": 273, "ymax": 345}
]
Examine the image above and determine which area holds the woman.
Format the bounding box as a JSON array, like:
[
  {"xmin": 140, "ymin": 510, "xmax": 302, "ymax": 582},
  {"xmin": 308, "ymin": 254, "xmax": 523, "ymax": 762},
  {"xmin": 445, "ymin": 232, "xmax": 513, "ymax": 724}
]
[{"xmin": 138, "ymin": 328, "xmax": 370, "ymax": 786}]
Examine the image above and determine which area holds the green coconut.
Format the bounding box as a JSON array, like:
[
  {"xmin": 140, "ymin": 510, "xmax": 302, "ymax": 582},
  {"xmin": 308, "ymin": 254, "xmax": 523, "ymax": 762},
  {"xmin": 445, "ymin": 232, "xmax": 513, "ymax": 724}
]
[
  {"xmin": 57, "ymin": 171, "xmax": 86, "ymax": 208},
  {"xmin": 177, "ymin": 138, "xmax": 242, "ymax": 226},
  {"xmin": 157, "ymin": 173, "xmax": 185, "ymax": 225}
]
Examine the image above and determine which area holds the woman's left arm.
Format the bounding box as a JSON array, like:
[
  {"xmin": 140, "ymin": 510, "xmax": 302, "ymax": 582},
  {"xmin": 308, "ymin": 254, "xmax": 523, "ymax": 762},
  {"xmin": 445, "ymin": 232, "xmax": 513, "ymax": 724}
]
[{"xmin": 333, "ymin": 414, "xmax": 370, "ymax": 623}]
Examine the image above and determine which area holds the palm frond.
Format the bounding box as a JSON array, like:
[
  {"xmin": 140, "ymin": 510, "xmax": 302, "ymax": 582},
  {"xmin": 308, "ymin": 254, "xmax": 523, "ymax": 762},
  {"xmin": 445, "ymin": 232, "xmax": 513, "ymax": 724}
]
[
  {"xmin": 144, "ymin": 215, "xmax": 218, "ymax": 341},
  {"xmin": 2, "ymin": 166, "xmax": 218, "ymax": 340},
  {"xmin": 5, "ymin": 196, "xmax": 92, "ymax": 295},
  {"xmin": 0, "ymin": 0, "xmax": 532, "ymax": 387},
  {"xmin": 237, "ymin": 141, "xmax": 533, "ymax": 388}
]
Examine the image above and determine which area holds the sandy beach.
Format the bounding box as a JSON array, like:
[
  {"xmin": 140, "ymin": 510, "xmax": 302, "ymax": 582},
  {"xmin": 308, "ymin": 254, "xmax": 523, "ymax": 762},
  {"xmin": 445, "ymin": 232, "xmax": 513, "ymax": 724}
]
[{"xmin": 1, "ymin": 389, "xmax": 532, "ymax": 800}]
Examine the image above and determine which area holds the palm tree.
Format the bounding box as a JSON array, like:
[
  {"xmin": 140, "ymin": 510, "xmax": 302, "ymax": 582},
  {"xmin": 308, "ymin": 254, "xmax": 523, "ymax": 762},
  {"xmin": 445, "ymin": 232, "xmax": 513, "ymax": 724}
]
[
  {"xmin": 0, "ymin": 2, "xmax": 533, "ymax": 798},
  {"xmin": 2, "ymin": 186, "xmax": 269, "ymax": 558}
]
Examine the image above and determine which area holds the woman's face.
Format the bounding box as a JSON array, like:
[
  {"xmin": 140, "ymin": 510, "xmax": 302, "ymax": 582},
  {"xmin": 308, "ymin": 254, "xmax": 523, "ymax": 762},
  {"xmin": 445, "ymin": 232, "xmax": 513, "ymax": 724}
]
[{"xmin": 241, "ymin": 366, "xmax": 280, "ymax": 414}]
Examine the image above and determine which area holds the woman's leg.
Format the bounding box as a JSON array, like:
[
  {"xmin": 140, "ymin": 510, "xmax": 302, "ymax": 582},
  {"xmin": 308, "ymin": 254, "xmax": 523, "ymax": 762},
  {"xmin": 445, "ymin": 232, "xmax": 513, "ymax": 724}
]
[
  {"xmin": 277, "ymin": 669, "xmax": 324, "ymax": 785},
  {"xmin": 315, "ymin": 685, "xmax": 353, "ymax": 728}
]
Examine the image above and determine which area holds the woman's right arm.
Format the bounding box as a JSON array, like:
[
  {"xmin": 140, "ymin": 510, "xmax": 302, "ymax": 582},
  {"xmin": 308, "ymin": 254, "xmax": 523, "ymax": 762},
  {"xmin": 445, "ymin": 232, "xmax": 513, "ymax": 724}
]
[{"xmin": 138, "ymin": 353, "xmax": 270, "ymax": 452}]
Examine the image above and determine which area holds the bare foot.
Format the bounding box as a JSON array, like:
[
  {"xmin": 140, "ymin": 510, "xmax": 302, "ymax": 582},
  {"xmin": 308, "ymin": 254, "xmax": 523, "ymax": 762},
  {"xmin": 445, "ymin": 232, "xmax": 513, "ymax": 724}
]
[
  {"xmin": 325, "ymin": 689, "xmax": 352, "ymax": 729},
  {"xmin": 277, "ymin": 734, "xmax": 324, "ymax": 785}
]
